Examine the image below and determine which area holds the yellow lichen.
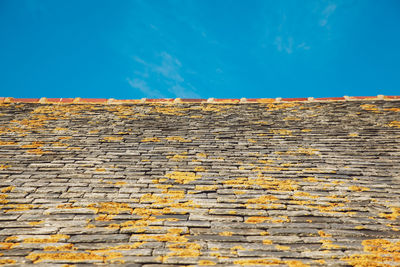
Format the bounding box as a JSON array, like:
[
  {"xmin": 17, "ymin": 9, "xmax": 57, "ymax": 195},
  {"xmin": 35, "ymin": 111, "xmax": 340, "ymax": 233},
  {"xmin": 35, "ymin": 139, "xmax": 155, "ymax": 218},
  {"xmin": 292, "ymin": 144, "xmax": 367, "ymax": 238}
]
[
  {"xmin": 194, "ymin": 166, "xmax": 206, "ymax": 172},
  {"xmin": 379, "ymin": 207, "xmax": 400, "ymax": 220},
  {"xmin": 164, "ymin": 136, "xmax": 192, "ymax": 142},
  {"xmin": 245, "ymin": 216, "xmax": 289, "ymax": 224},
  {"xmin": 360, "ymin": 104, "xmax": 379, "ymax": 112},
  {"xmin": 0, "ymin": 164, "xmax": 11, "ymax": 170},
  {"xmin": 0, "ymin": 186, "xmax": 14, "ymax": 193},
  {"xmin": 23, "ymin": 234, "xmax": 70, "ymax": 243},
  {"xmin": 198, "ymin": 260, "xmax": 216, "ymax": 265},
  {"xmin": 165, "ymin": 171, "xmax": 201, "ymax": 184},
  {"xmin": 269, "ymin": 129, "xmax": 293, "ymax": 136},
  {"xmin": 218, "ymin": 231, "xmax": 233, "ymax": 236},
  {"xmin": 26, "ymin": 251, "xmax": 122, "ymax": 263},
  {"xmin": 275, "ymin": 245, "xmax": 290, "ymax": 250},
  {"xmin": 349, "ymin": 186, "xmax": 370, "ymax": 192},
  {"xmin": 341, "ymin": 239, "xmax": 400, "ymax": 266},
  {"xmin": 28, "ymin": 220, "xmax": 44, "ymax": 226},
  {"xmin": 387, "ymin": 121, "xmax": 400, "ymax": 128},
  {"xmin": 102, "ymin": 136, "xmax": 123, "ymax": 142},
  {"xmin": 141, "ymin": 137, "xmax": 160, "ymax": 142},
  {"xmin": 0, "ymin": 259, "xmax": 16, "ymax": 264}
]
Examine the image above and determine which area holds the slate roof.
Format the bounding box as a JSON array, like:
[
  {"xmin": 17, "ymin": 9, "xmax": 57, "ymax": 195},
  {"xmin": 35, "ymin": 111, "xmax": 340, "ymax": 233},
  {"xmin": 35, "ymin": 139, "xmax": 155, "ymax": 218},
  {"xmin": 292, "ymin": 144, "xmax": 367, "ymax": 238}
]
[{"xmin": 0, "ymin": 96, "xmax": 399, "ymax": 266}]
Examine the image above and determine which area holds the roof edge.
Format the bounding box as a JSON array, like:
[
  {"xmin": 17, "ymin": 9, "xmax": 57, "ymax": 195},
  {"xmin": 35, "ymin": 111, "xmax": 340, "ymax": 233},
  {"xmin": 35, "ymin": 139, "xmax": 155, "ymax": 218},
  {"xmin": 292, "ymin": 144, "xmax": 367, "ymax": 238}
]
[{"xmin": 1, "ymin": 95, "xmax": 399, "ymax": 104}]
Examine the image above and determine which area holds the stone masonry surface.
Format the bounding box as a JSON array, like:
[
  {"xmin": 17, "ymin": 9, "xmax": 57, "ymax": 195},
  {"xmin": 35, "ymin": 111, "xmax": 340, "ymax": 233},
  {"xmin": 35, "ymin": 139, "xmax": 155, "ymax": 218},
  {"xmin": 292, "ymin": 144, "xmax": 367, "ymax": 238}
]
[{"xmin": 0, "ymin": 99, "xmax": 399, "ymax": 266}]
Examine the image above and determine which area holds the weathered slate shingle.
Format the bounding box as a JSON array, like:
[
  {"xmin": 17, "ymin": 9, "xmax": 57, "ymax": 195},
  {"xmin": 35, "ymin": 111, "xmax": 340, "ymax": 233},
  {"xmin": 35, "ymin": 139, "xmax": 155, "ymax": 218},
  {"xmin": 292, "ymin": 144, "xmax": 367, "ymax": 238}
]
[{"xmin": 0, "ymin": 99, "xmax": 399, "ymax": 266}]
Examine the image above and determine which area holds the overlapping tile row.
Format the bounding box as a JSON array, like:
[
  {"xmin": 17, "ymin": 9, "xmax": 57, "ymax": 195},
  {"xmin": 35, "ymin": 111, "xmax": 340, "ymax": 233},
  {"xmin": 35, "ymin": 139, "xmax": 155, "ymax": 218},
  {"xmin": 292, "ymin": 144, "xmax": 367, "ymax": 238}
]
[{"xmin": 0, "ymin": 100, "xmax": 399, "ymax": 266}]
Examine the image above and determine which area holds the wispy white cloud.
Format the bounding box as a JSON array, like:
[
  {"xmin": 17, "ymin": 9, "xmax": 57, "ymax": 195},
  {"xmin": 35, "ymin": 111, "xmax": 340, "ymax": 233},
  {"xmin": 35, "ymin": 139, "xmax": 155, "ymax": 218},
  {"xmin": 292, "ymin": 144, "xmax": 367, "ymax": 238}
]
[
  {"xmin": 274, "ymin": 36, "xmax": 294, "ymax": 54},
  {"xmin": 128, "ymin": 52, "xmax": 200, "ymax": 98},
  {"xmin": 319, "ymin": 3, "xmax": 337, "ymax": 27},
  {"xmin": 127, "ymin": 78, "xmax": 165, "ymax": 98}
]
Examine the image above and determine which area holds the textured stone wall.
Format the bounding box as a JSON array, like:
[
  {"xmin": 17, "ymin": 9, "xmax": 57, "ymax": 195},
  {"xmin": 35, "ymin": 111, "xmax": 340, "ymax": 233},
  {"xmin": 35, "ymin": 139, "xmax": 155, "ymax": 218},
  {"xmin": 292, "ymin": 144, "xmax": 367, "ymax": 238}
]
[{"xmin": 0, "ymin": 101, "xmax": 399, "ymax": 266}]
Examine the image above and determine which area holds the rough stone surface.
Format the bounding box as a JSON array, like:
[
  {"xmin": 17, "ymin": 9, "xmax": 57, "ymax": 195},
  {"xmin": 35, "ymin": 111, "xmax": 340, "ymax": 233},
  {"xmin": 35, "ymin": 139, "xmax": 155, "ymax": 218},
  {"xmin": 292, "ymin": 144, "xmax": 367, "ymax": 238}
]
[{"xmin": 0, "ymin": 101, "xmax": 399, "ymax": 266}]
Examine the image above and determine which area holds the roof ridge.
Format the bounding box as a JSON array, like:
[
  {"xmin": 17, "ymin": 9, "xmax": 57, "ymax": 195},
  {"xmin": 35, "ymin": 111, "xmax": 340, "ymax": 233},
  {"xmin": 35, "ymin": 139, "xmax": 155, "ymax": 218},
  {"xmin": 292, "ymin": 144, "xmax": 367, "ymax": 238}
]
[{"xmin": 1, "ymin": 95, "xmax": 399, "ymax": 104}]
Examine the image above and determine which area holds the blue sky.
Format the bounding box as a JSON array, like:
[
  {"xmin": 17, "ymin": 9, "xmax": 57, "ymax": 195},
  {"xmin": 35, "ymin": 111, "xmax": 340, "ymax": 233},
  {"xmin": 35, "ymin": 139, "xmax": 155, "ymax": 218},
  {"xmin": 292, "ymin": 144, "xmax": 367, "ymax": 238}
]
[{"xmin": 0, "ymin": 0, "xmax": 399, "ymax": 99}]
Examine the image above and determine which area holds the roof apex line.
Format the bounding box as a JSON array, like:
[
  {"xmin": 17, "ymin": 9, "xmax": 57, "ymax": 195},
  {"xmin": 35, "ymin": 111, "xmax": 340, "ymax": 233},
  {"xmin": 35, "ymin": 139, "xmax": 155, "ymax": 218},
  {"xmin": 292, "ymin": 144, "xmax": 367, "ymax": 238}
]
[{"xmin": 1, "ymin": 95, "xmax": 399, "ymax": 104}]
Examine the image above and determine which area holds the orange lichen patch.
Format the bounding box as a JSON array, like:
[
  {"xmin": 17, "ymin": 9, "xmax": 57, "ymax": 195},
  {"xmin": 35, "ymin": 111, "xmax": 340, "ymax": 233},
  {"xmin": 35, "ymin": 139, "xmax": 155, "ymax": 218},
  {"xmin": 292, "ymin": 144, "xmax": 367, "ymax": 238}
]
[
  {"xmin": 349, "ymin": 185, "xmax": 370, "ymax": 192},
  {"xmin": 348, "ymin": 133, "xmax": 359, "ymax": 137},
  {"xmin": 245, "ymin": 195, "xmax": 280, "ymax": 209},
  {"xmin": 150, "ymin": 105, "xmax": 188, "ymax": 116},
  {"xmin": 28, "ymin": 220, "xmax": 44, "ymax": 226},
  {"xmin": 248, "ymin": 139, "xmax": 257, "ymax": 143},
  {"xmin": 198, "ymin": 260, "xmax": 216, "ymax": 265},
  {"xmin": 200, "ymin": 104, "xmax": 233, "ymax": 113},
  {"xmin": 25, "ymin": 251, "xmax": 122, "ymax": 264},
  {"xmin": 341, "ymin": 239, "xmax": 400, "ymax": 266},
  {"xmin": 95, "ymin": 168, "xmax": 106, "ymax": 172},
  {"xmin": 275, "ymin": 245, "xmax": 290, "ymax": 251},
  {"xmin": 379, "ymin": 207, "xmax": 400, "ymax": 220},
  {"xmin": 303, "ymin": 176, "xmax": 319, "ymax": 183},
  {"xmin": 190, "ymin": 115, "xmax": 203, "ymax": 118},
  {"xmin": 164, "ymin": 136, "xmax": 192, "ymax": 142},
  {"xmin": 266, "ymin": 103, "xmax": 299, "ymax": 111},
  {"xmin": 167, "ymin": 242, "xmax": 201, "ymax": 257},
  {"xmin": 223, "ymin": 176, "xmax": 298, "ymax": 191},
  {"xmin": 245, "ymin": 216, "xmax": 289, "ymax": 224},
  {"xmin": 233, "ymin": 258, "xmax": 282, "ymax": 265},
  {"xmin": 385, "ymin": 107, "xmax": 400, "ymax": 112},
  {"xmin": 313, "ymin": 259, "xmax": 326, "ymax": 264},
  {"xmin": 137, "ymin": 229, "xmax": 188, "ymax": 243},
  {"xmin": 293, "ymin": 192, "xmax": 319, "ymax": 199},
  {"xmin": 218, "ymin": 231, "xmax": 233, "ymax": 236},
  {"xmin": 0, "ymin": 186, "xmax": 14, "ymax": 193},
  {"xmin": 21, "ymin": 141, "xmax": 44, "ymax": 148},
  {"xmin": 66, "ymin": 147, "xmax": 81, "ymax": 150},
  {"xmin": 387, "ymin": 121, "xmax": 400, "ymax": 128},
  {"xmin": 23, "ymin": 235, "xmax": 70, "ymax": 243},
  {"xmin": 301, "ymin": 129, "xmax": 312, "ymax": 132},
  {"xmin": 26, "ymin": 148, "xmax": 49, "ymax": 155},
  {"xmin": 320, "ymin": 239, "xmax": 341, "ymax": 249},
  {"xmin": 102, "ymin": 136, "xmax": 123, "ymax": 142},
  {"xmin": 269, "ymin": 129, "xmax": 293, "ymax": 136},
  {"xmin": 194, "ymin": 166, "xmax": 206, "ymax": 172},
  {"xmin": 276, "ymin": 147, "xmax": 319, "ymax": 156},
  {"xmin": 285, "ymin": 260, "xmax": 310, "ymax": 267},
  {"xmin": 57, "ymin": 204, "xmax": 82, "ymax": 209},
  {"xmin": 141, "ymin": 137, "xmax": 160, "ymax": 142},
  {"xmin": 0, "ymin": 242, "xmax": 19, "ymax": 249},
  {"xmin": 195, "ymin": 185, "xmax": 217, "ymax": 191},
  {"xmin": 0, "ymin": 141, "xmax": 18, "ymax": 146},
  {"xmin": 263, "ymin": 239, "xmax": 273, "ymax": 245},
  {"xmin": 318, "ymin": 231, "xmax": 332, "ymax": 238},
  {"xmin": 0, "ymin": 194, "xmax": 8, "ymax": 204},
  {"xmin": 165, "ymin": 171, "xmax": 201, "ymax": 184},
  {"xmin": 86, "ymin": 242, "xmax": 146, "ymax": 253},
  {"xmin": 0, "ymin": 259, "xmax": 16, "ymax": 264},
  {"xmin": 44, "ymin": 244, "xmax": 76, "ymax": 251},
  {"xmin": 167, "ymin": 153, "xmax": 188, "ymax": 161},
  {"xmin": 3, "ymin": 204, "xmax": 36, "ymax": 213},
  {"xmin": 87, "ymin": 202, "xmax": 133, "ymax": 215},
  {"xmin": 196, "ymin": 153, "xmax": 207, "ymax": 158},
  {"xmin": 360, "ymin": 104, "xmax": 379, "ymax": 112}
]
